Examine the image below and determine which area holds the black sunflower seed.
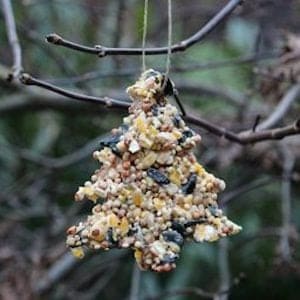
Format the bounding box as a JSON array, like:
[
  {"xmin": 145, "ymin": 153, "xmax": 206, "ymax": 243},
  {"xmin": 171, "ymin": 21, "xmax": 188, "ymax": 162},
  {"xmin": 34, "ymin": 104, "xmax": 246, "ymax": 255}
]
[
  {"xmin": 181, "ymin": 173, "xmax": 197, "ymax": 194},
  {"xmin": 147, "ymin": 168, "xmax": 170, "ymax": 185},
  {"xmin": 162, "ymin": 230, "xmax": 184, "ymax": 246}
]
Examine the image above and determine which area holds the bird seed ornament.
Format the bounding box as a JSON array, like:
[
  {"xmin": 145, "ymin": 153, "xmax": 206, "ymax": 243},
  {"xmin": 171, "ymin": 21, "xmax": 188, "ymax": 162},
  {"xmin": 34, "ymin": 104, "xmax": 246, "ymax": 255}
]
[{"xmin": 66, "ymin": 69, "xmax": 242, "ymax": 272}]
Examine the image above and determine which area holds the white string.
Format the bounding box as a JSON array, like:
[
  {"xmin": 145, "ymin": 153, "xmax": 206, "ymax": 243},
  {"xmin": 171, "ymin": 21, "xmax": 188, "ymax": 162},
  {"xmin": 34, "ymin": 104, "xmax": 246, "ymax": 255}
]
[
  {"xmin": 165, "ymin": 0, "xmax": 172, "ymax": 76},
  {"xmin": 142, "ymin": 0, "xmax": 149, "ymax": 72}
]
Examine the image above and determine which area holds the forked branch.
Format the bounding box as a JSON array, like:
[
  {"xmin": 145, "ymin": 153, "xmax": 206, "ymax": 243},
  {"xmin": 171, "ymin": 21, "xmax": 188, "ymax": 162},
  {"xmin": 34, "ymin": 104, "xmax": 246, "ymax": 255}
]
[
  {"xmin": 20, "ymin": 73, "xmax": 300, "ymax": 145},
  {"xmin": 1, "ymin": 0, "xmax": 23, "ymax": 80}
]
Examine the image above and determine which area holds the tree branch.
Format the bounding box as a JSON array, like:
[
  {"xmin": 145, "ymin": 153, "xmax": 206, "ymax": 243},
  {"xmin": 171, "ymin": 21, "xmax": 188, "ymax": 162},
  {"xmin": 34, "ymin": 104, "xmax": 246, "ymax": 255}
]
[
  {"xmin": 1, "ymin": 0, "xmax": 23, "ymax": 80},
  {"xmin": 19, "ymin": 73, "xmax": 129, "ymax": 108},
  {"xmin": 279, "ymin": 143, "xmax": 295, "ymax": 262},
  {"xmin": 45, "ymin": 0, "xmax": 243, "ymax": 57},
  {"xmin": 19, "ymin": 73, "xmax": 300, "ymax": 145},
  {"xmin": 257, "ymin": 85, "xmax": 300, "ymax": 131}
]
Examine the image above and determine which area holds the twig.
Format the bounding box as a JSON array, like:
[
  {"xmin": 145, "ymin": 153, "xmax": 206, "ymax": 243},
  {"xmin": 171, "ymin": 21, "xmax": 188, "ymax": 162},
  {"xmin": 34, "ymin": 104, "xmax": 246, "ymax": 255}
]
[
  {"xmin": 19, "ymin": 73, "xmax": 129, "ymax": 108},
  {"xmin": 18, "ymin": 136, "xmax": 103, "ymax": 169},
  {"xmin": 220, "ymin": 177, "xmax": 273, "ymax": 206},
  {"xmin": 279, "ymin": 143, "xmax": 295, "ymax": 262},
  {"xmin": 173, "ymin": 92, "xmax": 187, "ymax": 116},
  {"xmin": 145, "ymin": 286, "xmax": 214, "ymax": 300},
  {"xmin": 1, "ymin": 0, "xmax": 23, "ymax": 80},
  {"xmin": 34, "ymin": 252, "xmax": 79, "ymax": 294},
  {"xmin": 47, "ymin": 52, "xmax": 277, "ymax": 86},
  {"xmin": 176, "ymin": 82, "xmax": 246, "ymax": 106},
  {"xmin": 217, "ymin": 237, "xmax": 230, "ymax": 300},
  {"xmin": 45, "ymin": 0, "xmax": 243, "ymax": 57},
  {"xmin": 185, "ymin": 114, "xmax": 300, "ymax": 144},
  {"xmin": 19, "ymin": 73, "xmax": 300, "ymax": 145},
  {"xmin": 129, "ymin": 264, "xmax": 141, "ymax": 300},
  {"xmin": 145, "ymin": 275, "xmax": 244, "ymax": 300},
  {"xmin": 234, "ymin": 227, "xmax": 284, "ymax": 249},
  {"xmin": 257, "ymin": 85, "xmax": 300, "ymax": 130},
  {"xmin": 252, "ymin": 115, "xmax": 261, "ymax": 132}
]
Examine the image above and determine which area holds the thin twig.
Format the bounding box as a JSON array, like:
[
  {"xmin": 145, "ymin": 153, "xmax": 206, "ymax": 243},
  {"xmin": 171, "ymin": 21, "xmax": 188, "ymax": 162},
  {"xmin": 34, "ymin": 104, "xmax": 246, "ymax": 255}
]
[
  {"xmin": 145, "ymin": 286, "xmax": 214, "ymax": 300},
  {"xmin": 217, "ymin": 237, "xmax": 230, "ymax": 300},
  {"xmin": 19, "ymin": 73, "xmax": 129, "ymax": 108},
  {"xmin": 220, "ymin": 177, "xmax": 273, "ymax": 206},
  {"xmin": 34, "ymin": 252, "xmax": 78, "ymax": 294},
  {"xmin": 173, "ymin": 92, "xmax": 187, "ymax": 116},
  {"xmin": 45, "ymin": 0, "xmax": 243, "ymax": 57},
  {"xmin": 257, "ymin": 85, "xmax": 300, "ymax": 130},
  {"xmin": 279, "ymin": 143, "xmax": 295, "ymax": 262},
  {"xmin": 19, "ymin": 73, "xmax": 300, "ymax": 145},
  {"xmin": 46, "ymin": 52, "xmax": 277, "ymax": 86},
  {"xmin": 129, "ymin": 264, "xmax": 141, "ymax": 300},
  {"xmin": 19, "ymin": 134, "xmax": 106, "ymax": 169},
  {"xmin": 1, "ymin": 0, "xmax": 23, "ymax": 80}
]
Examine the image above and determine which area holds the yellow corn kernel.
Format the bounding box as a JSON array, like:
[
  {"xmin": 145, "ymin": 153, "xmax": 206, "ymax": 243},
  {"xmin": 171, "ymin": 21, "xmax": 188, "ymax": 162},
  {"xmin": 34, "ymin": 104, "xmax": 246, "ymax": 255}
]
[
  {"xmin": 119, "ymin": 217, "xmax": 129, "ymax": 236},
  {"xmin": 71, "ymin": 247, "xmax": 85, "ymax": 259},
  {"xmin": 194, "ymin": 163, "xmax": 205, "ymax": 175},
  {"xmin": 108, "ymin": 213, "xmax": 120, "ymax": 227},
  {"xmin": 134, "ymin": 249, "xmax": 143, "ymax": 263},
  {"xmin": 154, "ymin": 198, "xmax": 164, "ymax": 210},
  {"xmin": 135, "ymin": 115, "xmax": 147, "ymax": 133},
  {"xmin": 132, "ymin": 191, "xmax": 143, "ymax": 206},
  {"xmin": 169, "ymin": 169, "xmax": 181, "ymax": 185}
]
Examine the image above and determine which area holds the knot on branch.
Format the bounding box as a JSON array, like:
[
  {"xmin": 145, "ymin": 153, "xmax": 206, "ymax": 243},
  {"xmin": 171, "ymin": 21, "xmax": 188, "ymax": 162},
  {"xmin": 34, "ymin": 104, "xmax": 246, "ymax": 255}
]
[
  {"xmin": 94, "ymin": 45, "xmax": 106, "ymax": 57},
  {"xmin": 19, "ymin": 73, "xmax": 33, "ymax": 85},
  {"xmin": 46, "ymin": 33, "xmax": 62, "ymax": 45}
]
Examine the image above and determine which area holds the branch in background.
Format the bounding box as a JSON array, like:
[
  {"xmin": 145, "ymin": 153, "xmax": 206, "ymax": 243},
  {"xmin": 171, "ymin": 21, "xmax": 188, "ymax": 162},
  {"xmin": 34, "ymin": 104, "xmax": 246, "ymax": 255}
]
[
  {"xmin": 47, "ymin": 52, "xmax": 277, "ymax": 86},
  {"xmin": 145, "ymin": 273, "xmax": 244, "ymax": 300},
  {"xmin": 234, "ymin": 227, "xmax": 294, "ymax": 250},
  {"xmin": 220, "ymin": 177, "xmax": 273, "ymax": 207},
  {"xmin": 145, "ymin": 286, "xmax": 214, "ymax": 300},
  {"xmin": 45, "ymin": 0, "xmax": 243, "ymax": 57},
  {"xmin": 19, "ymin": 134, "xmax": 106, "ymax": 169},
  {"xmin": 279, "ymin": 143, "xmax": 295, "ymax": 262},
  {"xmin": 176, "ymin": 82, "xmax": 246, "ymax": 106},
  {"xmin": 19, "ymin": 73, "xmax": 300, "ymax": 145},
  {"xmin": 257, "ymin": 84, "xmax": 300, "ymax": 130},
  {"xmin": 218, "ymin": 235, "xmax": 230, "ymax": 300},
  {"xmin": 1, "ymin": 0, "xmax": 23, "ymax": 80},
  {"xmin": 34, "ymin": 252, "xmax": 78, "ymax": 294},
  {"xmin": 129, "ymin": 264, "xmax": 141, "ymax": 300}
]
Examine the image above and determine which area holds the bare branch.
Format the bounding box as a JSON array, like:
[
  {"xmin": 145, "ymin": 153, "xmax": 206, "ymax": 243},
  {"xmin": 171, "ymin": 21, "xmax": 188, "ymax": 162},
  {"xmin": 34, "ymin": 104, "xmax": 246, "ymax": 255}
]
[
  {"xmin": 45, "ymin": 0, "xmax": 243, "ymax": 57},
  {"xmin": 145, "ymin": 286, "xmax": 214, "ymax": 300},
  {"xmin": 47, "ymin": 51, "xmax": 277, "ymax": 86},
  {"xmin": 185, "ymin": 114, "xmax": 300, "ymax": 144},
  {"xmin": 129, "ymin": 264, "xmax": 141, "ymax": 300},
  {"xmin": 34, "ymin": 252, "xmax": 78, "ymax": 294},
  {"xmin": 19, "ymin": 73, "xmax": 300, "ymax": 145},
  {"xmin": 1, "ymin": 0, "xmax": 23, "ymax": 80},
  {"xmin": 279, "ymin": 143, "xmax": 295, "ymax": 262},
  {"xmin": 257, "ymin": 85, "xmax": 300, "ymax": 130},
  {"xmin": 218, "ymin": 238, "xmax": 230, "ymax": 300},
  {"xmin": 19, "ymin": 134, "xmax": 105, "ymax": 169},
  {"xmin": 19, "ymin": 73, "xmax": 129, "ymax": 108}
]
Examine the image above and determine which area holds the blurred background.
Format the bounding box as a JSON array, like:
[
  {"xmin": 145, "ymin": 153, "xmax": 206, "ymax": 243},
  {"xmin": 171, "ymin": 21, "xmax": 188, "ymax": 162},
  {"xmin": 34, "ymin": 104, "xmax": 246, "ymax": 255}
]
[{"xmin": 1, "ymin": 0, "xmax": 300, "ymax": 299}]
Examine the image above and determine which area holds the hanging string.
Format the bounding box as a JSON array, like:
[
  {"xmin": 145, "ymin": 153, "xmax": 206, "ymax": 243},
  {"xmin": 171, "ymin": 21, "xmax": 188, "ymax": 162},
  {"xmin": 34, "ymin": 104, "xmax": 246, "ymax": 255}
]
[
  {"xmin": 142, "ymin": 0, "xmax": 149, "ymax": 72},
  {"xmin": 165, "ymin": 0, "xmax": 172, "ymax": 77}
]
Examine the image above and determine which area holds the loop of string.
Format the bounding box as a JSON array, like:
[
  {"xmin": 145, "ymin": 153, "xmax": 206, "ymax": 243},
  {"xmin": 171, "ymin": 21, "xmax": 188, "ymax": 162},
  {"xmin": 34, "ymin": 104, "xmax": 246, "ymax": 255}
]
[{"xmin": 142, "ymin": 0, "xmax": 148, "ymax": 72}]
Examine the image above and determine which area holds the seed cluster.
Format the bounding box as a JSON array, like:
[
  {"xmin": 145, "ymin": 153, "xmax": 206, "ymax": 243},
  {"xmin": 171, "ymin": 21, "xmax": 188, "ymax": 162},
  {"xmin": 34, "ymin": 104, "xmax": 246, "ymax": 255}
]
[{"xmin": 66, "ymin": 69, "xmax": 242, "ymax": 272}]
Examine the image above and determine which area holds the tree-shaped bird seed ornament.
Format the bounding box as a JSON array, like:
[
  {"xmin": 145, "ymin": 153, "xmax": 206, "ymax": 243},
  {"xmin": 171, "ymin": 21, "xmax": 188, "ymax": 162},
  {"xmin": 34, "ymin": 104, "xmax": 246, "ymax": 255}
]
[{"xmin": 66, "ymin": 70, "xmax": 242, "ymax": 272}]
